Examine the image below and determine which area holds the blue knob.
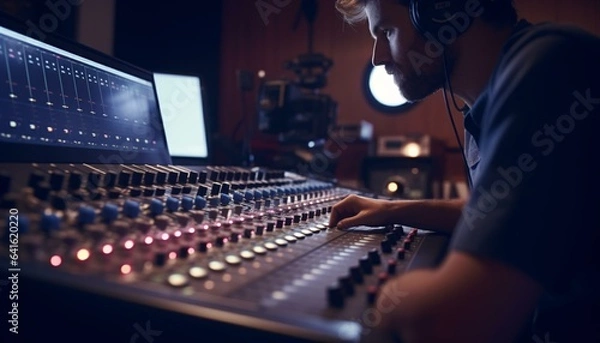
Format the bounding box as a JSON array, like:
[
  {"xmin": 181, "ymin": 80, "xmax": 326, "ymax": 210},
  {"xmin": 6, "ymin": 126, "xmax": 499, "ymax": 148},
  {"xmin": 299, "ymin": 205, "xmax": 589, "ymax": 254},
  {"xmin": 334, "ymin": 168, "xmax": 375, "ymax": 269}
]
[
  {"xmin": 262, "ymin": 189, "xmax": 270, "ymax": 199},
  {"xmin": 150, "ymin": 198, "xmax": 164, "ymax": 215},
  {"xmin": 244, "ymin": 192, "xmax": 254, "ymax": 201},
  {"xmin": 253, "ymin": 190, "xmax": 262, "ymax": 200},
  {"xmin": 101, "ymin": 203, "xmax": 119, "ymax": 223},
  {"xmin": 166, "ymin": 197, "xmax": 179, "ymax": 212},
  {"xmin": 233, "ymin": 191, "xmax": 244, "ymax": 203},
  {"xmin": 123, "ymin": 200, "xmax": 140, "ymax": 218},
  {"xmin": 195, "ymin": 196, "xmax": 207, "ymax": 209},
  {"xmin": 78, "ymin": 205, "xmax": 96, "ymax": 225},
  {"xmin": 181, "ymin": 197, "xmax": 194, "ymax": 211},
  {"xmin": 220, "ymin": 193, "xmax": 231, "ymax": 206},
  {"xmin": 40, "ymin": 213, "xmax": 60, "ymax": 233}
]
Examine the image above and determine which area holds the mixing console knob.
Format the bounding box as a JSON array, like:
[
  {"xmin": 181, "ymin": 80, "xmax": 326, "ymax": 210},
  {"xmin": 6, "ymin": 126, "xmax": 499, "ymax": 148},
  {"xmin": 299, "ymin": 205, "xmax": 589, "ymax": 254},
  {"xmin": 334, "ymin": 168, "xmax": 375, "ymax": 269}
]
[
  {"xmin": 198, "ymin": 170, "xmax": 208, "ymax": 184},
  {"xmin": 167, "ymin": 171, "xmax": 178, "ymax": 185},
  {"xmin": 359, "ymin": 256, "xmax": 373, "ymax": 274},
  {"xmin": 135, "ymin": 217, "xmax": 154, "ymax": 234},
  {"xmin": 41, "ymin": 213, "xmax": 61, "ymax": 233},
  {"xmin": 118, "ymin": 171, "xmax": 131, "ymax": 188},
  {"xmin": 293, "ymin": 214, "xmax": 301, "ymax": 223},
  {"xmin": 149, "ymin": 199, "xmax": 164, "ymax": 216},
  {"xmin": 155, "ymin": 187, "xmax": 166, "ymax": 196},
  {"xmin": 181, "ymin": 197, "xmax": 194, "ymax": 211},
  {"xmin": 174, "ymin": 213, "xmax": 190, "ymax": 227},
  {"xmin": 195, "ymin": 196, "xmax": 207, "ymax": 210},
  {"xmin": 220, "ymin": 193, "xmax": 231, "ymax": 206},
  {"xmin": 381, "ymin": 239, "xmax": 393, "ymax": 254},
  {"xmin": 327, "ymin": 283, "xmax": 345, "ymax": 308},
  {"xmin": 244, "ymin": 191, "xmax": 254, "ymax": 201},
  {"xmin": 207, "ymin": 209, "xmax": 219, "ymax": 221},
  {"xmin": 403, "ymin": 238, "xmax": 412, "ymax": 250},
  {"xmin": 385, "ymin": 232, "xmax": 398, "ymax": 245},
  {"xmin": 233, "ymin": 191, "xmax": 244, "ymax": 204},
  {"xmin": 171, "ymin": 186, "xmax": 182, "ymax": 195},
  {"xmin": 196, "ymin": 185, "xmax": 209, "ymax": 197},
  {"xmin": 339, "ymin": 275, "xmax": 354, "ymax": 296},
  {"xmin": 49, "ymin": 171, "xmax": 65, "ymax": 191},
  {"xmin": 111, "ymin": 220, "xmax": 130, "ymax": 236},
  {"xmin": 182, "ymin": 185, "xmax": 192, "ymax": 194},
  {"xmin": 255, "ymin": 224, "xmax": 265, "ymax": 235},
  {"xmin": 129, "ymin": 188, "xmax": 142, "ymax": 197},
  {"xmin": 233, "ymin": 204, "xmax": 243, "ymax": 216},
  {"xmin": 243, "ymin": 227, "xmax": 253, "ymax": 238},
  {"xmin": 154, "ymin": 251, "xmax": 167, "ymax": 266},
  {"xmin": 142, "ymin": 187, "xmax": 154, "ymax": 197},
  {"xmin": 123, "ymin": 200, "xmax": 141, "ymax": 218},
  {"xmin": 396, "ymin": 248, "xmax": 406, "ymax": 260},
  {"xmin": 34, "ymin": 182, "xmax": 51, "ymax": 201},
  {"xmin": 188, "ymin": 171, "xmax": 199, "ymax": 184},
  {"xmin": 143, "ymin": 171, "xmax": 156, "ymax": 186},
  {"xmin": 367, "ymin": 285, "xmax": 378, "ymax": 305},
  {"xmin": 78, "ymin": 205, "xmax": 96, "ymax": 225},
  {"xmin": 387, "ymin": 260, "xmax": 397, "ymax": 275},
  {"xmin": 197, "ymin": 240, "xmax": 210, "ymax": 252},
  {"xmin": 229, "ymin": 231, "xmax": 240, "ymax": 242},
  {"xmin": 284, "ymin": 217, "xmax": 293, "ymax": 226},
  {"xmin": 210, "ymin": 183, "xmax": 221, "ymax": 196},
  {"xmin": 266, "ymin": 221, "xmax": 275, "ymax": 232},
  {"xmin": 28, "ymin": 170, "xmax": 45, "ymax": 188},
  {"xmin": 368, "ymin": 249, "xmax": 381, "ymax": 265}
]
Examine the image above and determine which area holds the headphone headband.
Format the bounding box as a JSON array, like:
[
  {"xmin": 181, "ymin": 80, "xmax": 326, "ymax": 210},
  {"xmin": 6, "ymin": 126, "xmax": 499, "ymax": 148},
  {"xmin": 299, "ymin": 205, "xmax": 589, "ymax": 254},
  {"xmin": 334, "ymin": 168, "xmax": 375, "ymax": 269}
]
[{"xmin": 409, "ymin": 0, "xmax": 491, "ymax": 39}]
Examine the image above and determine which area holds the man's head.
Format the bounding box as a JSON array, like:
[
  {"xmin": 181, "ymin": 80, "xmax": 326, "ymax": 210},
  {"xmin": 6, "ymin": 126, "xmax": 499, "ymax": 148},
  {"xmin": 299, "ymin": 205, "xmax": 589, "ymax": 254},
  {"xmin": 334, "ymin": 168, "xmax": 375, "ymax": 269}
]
[{"xmin": 336, "ymin": 0, "xmax": 517, "ymax": 102}]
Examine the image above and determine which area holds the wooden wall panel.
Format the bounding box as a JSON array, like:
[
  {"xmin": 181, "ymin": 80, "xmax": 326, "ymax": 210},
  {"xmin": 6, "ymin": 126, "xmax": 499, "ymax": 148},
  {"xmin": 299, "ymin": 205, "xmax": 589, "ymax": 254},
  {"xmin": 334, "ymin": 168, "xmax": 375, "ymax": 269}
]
[{"xmin": 219, "ymin": 0, "xmax": 600, "ymax": 183}]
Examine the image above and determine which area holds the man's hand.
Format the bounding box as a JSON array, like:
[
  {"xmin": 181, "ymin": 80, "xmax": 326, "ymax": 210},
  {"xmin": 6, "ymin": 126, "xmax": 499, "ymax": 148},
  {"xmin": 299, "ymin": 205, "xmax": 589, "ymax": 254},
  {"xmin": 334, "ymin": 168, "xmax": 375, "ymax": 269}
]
[
  {"xmin": 328, "ymin": 194, "xmax": 394, "ymax": 230},
  {"xmin": 329, "ymin": 195, "xmax": 465, "ymax": 234}
]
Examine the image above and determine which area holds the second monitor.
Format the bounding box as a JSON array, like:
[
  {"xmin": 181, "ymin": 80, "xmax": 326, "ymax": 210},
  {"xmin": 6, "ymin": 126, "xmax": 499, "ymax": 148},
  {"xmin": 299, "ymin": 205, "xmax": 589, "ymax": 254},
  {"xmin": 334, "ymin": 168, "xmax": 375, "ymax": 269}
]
[{"xmin": 153, "ymin": 72, "xmax": 210, "ymax": 164}]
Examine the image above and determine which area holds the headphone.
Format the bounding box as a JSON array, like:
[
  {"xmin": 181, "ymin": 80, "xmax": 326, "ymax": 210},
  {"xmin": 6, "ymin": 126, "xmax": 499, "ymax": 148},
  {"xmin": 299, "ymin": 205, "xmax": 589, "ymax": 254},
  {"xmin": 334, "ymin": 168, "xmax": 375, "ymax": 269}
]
[{"xmin": 409, "ymin": 0, "xmax": 475, "ymax": 38}]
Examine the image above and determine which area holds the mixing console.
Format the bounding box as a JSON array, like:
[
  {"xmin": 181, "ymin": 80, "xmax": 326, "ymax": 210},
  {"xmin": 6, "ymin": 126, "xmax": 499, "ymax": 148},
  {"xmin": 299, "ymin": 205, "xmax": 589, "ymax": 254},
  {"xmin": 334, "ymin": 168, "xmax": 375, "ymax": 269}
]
[{"xmin": 0, "ymin": 163, "xmax": 448, "ymax": 343}]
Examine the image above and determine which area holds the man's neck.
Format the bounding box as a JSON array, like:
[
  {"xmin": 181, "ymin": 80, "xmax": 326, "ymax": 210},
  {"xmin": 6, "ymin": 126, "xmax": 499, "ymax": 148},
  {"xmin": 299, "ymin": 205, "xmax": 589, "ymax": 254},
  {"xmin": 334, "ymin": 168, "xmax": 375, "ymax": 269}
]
[{"xmin": 449, "ymin": 22, "xmax": 516, "ymax": 108}]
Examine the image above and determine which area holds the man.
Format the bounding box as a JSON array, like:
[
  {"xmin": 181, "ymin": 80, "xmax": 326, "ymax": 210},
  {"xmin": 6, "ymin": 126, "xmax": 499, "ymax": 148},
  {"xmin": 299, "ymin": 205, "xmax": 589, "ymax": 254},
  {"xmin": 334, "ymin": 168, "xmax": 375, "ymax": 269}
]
[{"xmin": 330, "ymin": 0, "xmax": 600, "ymax": 342}]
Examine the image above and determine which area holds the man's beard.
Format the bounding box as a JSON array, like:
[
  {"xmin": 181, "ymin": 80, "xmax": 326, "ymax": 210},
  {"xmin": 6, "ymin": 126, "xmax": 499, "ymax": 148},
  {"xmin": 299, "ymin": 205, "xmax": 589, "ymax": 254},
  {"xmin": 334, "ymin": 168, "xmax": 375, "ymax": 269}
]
[{"xmin": 390, "ymin": 56, "xmax": 449, "ymax": 103}]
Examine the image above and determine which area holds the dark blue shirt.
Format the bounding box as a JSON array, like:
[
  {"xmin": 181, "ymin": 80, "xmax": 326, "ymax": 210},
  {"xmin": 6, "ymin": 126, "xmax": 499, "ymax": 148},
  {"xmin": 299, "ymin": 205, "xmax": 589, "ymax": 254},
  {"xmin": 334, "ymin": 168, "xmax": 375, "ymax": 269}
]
[{"xmin": 453, "ymin": 20, "xmax": 600, "ymax": 342}]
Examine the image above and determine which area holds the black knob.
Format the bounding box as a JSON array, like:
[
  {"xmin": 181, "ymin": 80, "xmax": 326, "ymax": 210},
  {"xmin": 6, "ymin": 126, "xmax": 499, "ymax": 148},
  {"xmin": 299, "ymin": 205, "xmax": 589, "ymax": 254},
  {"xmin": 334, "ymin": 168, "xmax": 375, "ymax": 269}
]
[
  {"xmin": 243, "ymin": 227, "xmax": 253, "ymax": 238},
  {"xmin": 198, "ymin": 171, "xmax": 208, "ymax": 183},
  {"xmin": 143, "ymin": 171, "xmax": 156, "ymax": 186},
  {"xmin": 327, "ymin": 283, "xmax": 345, "ymax": 308},
  {"xmin": 367, "ymin": 285, "xmax": 378, "ymax": 305},
  {"xmin": 188, "ymin": 171, "xmax": 199, "ymax": 184},
  {"xmin": 34, "ymin": 182, "xmax": 51, "ymax": 201},
  {"xmin": 154, "ymin": 252, "xmax": 167, "ymax": 266},
  {"xmin": 197, "ymin": 240, "xmax": 210, "ymax": 252},
  {"xmin": 368, "ymin": 248, "xmax": 381, "ymax": 265},
  {"xmin": 381, "ymin": 239, "xmax": 393, "ymax": 254},
  {"xmin": 339, "ymin": 275, "xmax": 354, "ymax": 296},
  {"xmin": 359, "ymin": 256, "xmax": 372, "ymax": 274},
  {"xmin": 178, "ymin": 246, "xmax": 189, "ymax": 259},
  {"xmin": 68, "ymin": 171, "xmax": 83, "ymax": 190},
  {"xmin": 49, "ymin": 171, "xmax": 65, "ymax": 191},
  {"xmin": 396, "ymin": 248, "xmax": 406, "ymax": 260},
  {"xmin": 118, "ymin": 171, "xmax": 131, "ymax": 188},
  {"xmin": 385, "ymin": 232, "xmax": 398, "ymax": 244},
  {"xmin": 27, "ymin": 171, "xmax": 45, "ymax": 188},
  {"xmin": 387, "ymin": 260, "xmax": 397, "ymax": 275},
  {"xmin": 255, "ymin": 225, "xmax": 265, "ymax": 235},
  {"xmin": 293, "ymin": 214, "xmax": 301, "ymax": 223},
  {"xmin": 350, "ymin": 266, "xmax": 364, "ymax": 283}
]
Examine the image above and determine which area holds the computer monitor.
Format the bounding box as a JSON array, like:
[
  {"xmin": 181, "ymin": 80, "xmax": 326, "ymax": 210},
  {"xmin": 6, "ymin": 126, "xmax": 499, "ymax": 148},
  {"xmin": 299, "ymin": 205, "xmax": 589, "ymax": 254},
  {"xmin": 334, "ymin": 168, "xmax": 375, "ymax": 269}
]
[
  {"xmin": 153, "ymin": 72, "xmax": 210, "ymax": 164},
  {"xmin": 0, "ymin": 13, "xmax": 171, "ymax": 164}
]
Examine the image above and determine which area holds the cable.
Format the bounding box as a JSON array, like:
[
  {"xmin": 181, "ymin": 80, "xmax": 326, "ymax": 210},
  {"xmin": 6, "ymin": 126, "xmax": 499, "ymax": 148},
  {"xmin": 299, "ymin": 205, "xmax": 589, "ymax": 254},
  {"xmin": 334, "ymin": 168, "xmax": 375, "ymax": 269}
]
[{"xmin": 442, "ymin": 51, "xmax": 474, "ymax": 189}]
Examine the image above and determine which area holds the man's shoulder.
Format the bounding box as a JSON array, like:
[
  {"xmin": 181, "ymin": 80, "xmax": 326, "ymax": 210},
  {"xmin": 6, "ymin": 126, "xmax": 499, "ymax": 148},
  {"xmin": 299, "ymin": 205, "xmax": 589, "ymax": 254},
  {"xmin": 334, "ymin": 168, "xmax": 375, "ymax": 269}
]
[{"xmin": 498, "ymin": 20, "xmax": 600, "ymax": 72}]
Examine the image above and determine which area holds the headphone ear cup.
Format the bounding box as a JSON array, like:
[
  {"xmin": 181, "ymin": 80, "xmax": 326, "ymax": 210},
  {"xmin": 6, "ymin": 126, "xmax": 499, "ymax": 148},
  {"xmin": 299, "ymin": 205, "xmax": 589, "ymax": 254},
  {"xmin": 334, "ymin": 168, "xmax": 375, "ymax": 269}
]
[{"xmin": 409, "ymin": 0, "xmax": 475, "ymax": 38}]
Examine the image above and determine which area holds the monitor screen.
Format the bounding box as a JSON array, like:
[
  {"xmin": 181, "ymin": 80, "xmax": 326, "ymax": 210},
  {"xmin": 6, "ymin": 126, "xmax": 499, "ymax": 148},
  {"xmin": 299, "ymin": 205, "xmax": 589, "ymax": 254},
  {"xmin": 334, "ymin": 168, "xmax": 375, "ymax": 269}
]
[
  {"xmin": 153, "ymin": 72, "xmax": 209, "ymax": 160},
  {"xmin": 0, "ymin": 14, "xmax": 171, "ymax": 164}
]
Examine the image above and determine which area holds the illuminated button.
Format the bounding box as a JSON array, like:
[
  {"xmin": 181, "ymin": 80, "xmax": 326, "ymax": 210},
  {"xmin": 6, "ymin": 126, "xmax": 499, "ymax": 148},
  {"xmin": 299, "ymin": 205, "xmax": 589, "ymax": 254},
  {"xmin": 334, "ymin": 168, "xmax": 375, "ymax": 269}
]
[
  {"xmin": 167, "ymin": 273, "xmax": 188, "ymax": 287},
  {"xmin": 300, "ymin": 229, "xmax": 313, "ymax": 236},
  {"xmin": 252, "ymin": 246, "xmax": 267, "ymax": 255},
  {"xmin": 189, "ymin": 266, "xmax": 208, "ymax": 279},
  {"xmin": 309, "ymin": 227, "xmax": 321, "ymax": 234},
  {"xmin": 264, "ymin": 242, "xmax": 278, "ymax": 251},
  {"xmin": 208, "ymin": 261, "xmax": 226, "ymax": 272},
  {"xmin": 225, "ymin": 255, "xmax": 242, "ymax": 265},
  {"xmin": 284, "ymin": 235, "xmax": 297, "ymax": 243},
  {"xmin": 316, "ymin": 223, "xmax": 327, "ymax": 231},
  {"xmin": 240, "ymin": 250, "xmax": 255, "ymax": 260},
  {"xmin": 274, "ymin": 239, "xmax": 288, "ymax": 247},
  {"xmin": 293, "ymin": 232, "xmax": 305, "ymax": 239}
]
